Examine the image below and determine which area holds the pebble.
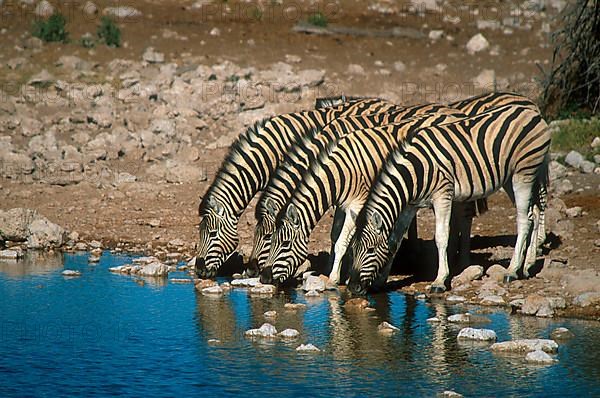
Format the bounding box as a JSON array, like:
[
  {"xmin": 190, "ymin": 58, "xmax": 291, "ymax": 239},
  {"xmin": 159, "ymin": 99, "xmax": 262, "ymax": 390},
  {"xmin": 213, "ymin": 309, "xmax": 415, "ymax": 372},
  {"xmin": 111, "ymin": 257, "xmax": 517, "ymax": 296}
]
[
  {"xmin": 245, "ymin": 323, "xmax": 277, "ymax": 338},
  {"xmin": 427, "ymin": 317, "xmax": 442, "ymax": 323},
  {"xmin": 264, "ymin": 310, "xmax": 277, "ymax": 319},
  {"xmin": 207, "ymin": 339, "xmax": 222, "ymax": 345},
  {"xmin": 446, "ymin": 295, "xmax": 466, "ymax": 303},
  {"xmin": 550, "ymin": 327, "xmax": 574, "ymax": 340},
  {"xmin": 448, "ymin": 313, "xmax": 471, "ymax": 323},
  {"xmin": 377, "ymin": 321, "xmax": 400, "ymax": 334},
  {"xmin": 302, "ymin": 274, "xmax": 326, "ymax": 292},
  {"xmin": 202, "ymin": 285, "xmax": 224, "ymax": 295},
  {"xmin": 466, "ymin": 33, "xmax": 490, "ymax": 54},
  {"xmin": 491, "ymin": 339, "xmax": 558, "ymax": 354},
  {"xmin": 438, "ymin": 391, "xmax": 463, "ymax": 398},
  {"xmin": 169, "ymin": 278, "xmax": 193, "ymax": 284},
  {"xmin": 296, "ymin": 343, "xmax": 320, "ymax": 353},
  {"xmin": 457, "ymin": 327, "xmax": 497, "ymax": 341},
  {"xmin": 62, "ymin": 270, "xmax": 82, "ymax": 277},
  {"xmin": 565, "ymin": 206, "xmax": 582, "ymax": 218},
  {"xmin": 231, "ymin": 278, "xmax": 260, "ymax": 287},
  {"xmin": 480, "ymin": 295, "xmax": 505, "ymax": 306},
  {"xmin": 278, "ymin": 329, "xmax": 300, "ymax": 339},
  {"xmin": 249, "ymin": 284, "xmax": 276, "ymax": 295}
]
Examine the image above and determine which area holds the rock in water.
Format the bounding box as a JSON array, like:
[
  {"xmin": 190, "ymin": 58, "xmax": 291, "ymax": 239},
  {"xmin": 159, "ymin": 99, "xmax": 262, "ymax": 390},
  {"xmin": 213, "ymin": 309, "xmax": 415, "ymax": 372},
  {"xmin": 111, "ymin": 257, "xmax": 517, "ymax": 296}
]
[
  {"xmin": 202, "ymin": 285, "xmax": 224, "ymax": 295},
  {"xmin": 302, "ymin": 273, "xmax": 326, "ymax": 292},
  {"xmin": 491, "ymin": 339, "xmax": 558, "ymax": 354},
  {"xmin": 284, "ymin": 303, "xmax": 306, "ymax": 311},
  {"xmin": 525, "ymin": 350, "xmax": 557, "ymax": 364},
  {"xmin": 448, "ymin": 313, "xmax": 471, "ymax": 323},
  {"xmin": 245, "ymin": 323, "xmax": 277, "ymax": 338},
  {"xmin": 249, "ymin": 284, "xmax": 276, "ymax": 295},
  {"xmin": 438, "ymin": 391, "xmax": 464, "ymax": 398},
  {"xmin": 377, "ymin": 321, "xmax": 400, "ymax": 335},
  {"xmin": 296, "ymin": 343, "xmax": 320, "ymax": 353},
  {"xmin": 27, "ymin": 217, "xmax": 66, "ymax": 249},
  {"xmin": 62, "ymin": 270, "xmax": 82, "ymax": 277},
  {"xmin": 0, "ymin": 249, "xmax": 23, "ymax": 259},
  {"xmin": 457, "ymin": 327, "xmax": 497, "ymax": 341},
  {"xmin": 278, "ymin": 329, "xmax": 300, "ymax": 339},
  {"xmin": 137, "ymin": 261, "xmax": 169, "ymax": 277},
  {"xmin": 550, "ymin": 327, "xmax": 575, "ymax": 340},
  {"xmin": 231, "ymin": 278, "xmax": 260, "ymax": 287},
  {"xmin": 446, "ymin": 295, "xmax": 466, "ymax": 303}
]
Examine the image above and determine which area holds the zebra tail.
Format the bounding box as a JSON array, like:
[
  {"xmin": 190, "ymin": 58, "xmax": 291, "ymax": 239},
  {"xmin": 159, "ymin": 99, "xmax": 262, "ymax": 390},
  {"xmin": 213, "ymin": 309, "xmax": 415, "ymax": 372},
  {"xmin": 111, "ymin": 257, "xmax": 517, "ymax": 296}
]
[
  {"xmin": 474, "ymin": 198, "xmax": 489, "ymax": 216},
  {"xmin": 532, "ymin": 152, "xmax": 551, "ymax": 207}
]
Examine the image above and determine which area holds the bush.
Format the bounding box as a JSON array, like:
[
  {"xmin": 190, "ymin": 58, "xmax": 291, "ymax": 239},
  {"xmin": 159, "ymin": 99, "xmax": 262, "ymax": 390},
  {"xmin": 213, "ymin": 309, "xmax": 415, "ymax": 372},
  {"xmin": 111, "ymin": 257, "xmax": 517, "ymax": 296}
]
[
  {"xmin": 32, "ymin": 13, "xmax": 69, "ymax": 43},
  {"xmin": 551, "ymin": 118, "xmax": 600, "ymax": 157},
  {"xmin": 540, "ymin": 0, "xmax": 600, "ymax": 117},
  {"xmin": 307, "ymin": 12, "xmax": 328, "ymax": 27},
  {"xmin": 97, "ymin": 16, "xmax": 121, "ymax": 47}
]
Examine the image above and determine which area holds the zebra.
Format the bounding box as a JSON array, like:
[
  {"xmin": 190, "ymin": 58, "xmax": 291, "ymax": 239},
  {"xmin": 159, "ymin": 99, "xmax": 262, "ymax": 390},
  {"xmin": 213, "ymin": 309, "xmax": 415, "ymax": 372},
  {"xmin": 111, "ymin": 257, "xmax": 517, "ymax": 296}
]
[
  {"xmin": 194, "ymin": 97, "xmax": 398, "ymax": 278},
  {"xmin": 346, "ymin": 104, "xmax": 550, "ymax": 295},
  {"xmin": 247, "ymin": 102, "xmax": 457, "ymax": 277},
  {"xmin": 251, "ymin": 92, "xmax": 540, "ymax": 280},
  {"xmin": 262, "ymin": 107, "xmax": 467, "ymax": 285}
]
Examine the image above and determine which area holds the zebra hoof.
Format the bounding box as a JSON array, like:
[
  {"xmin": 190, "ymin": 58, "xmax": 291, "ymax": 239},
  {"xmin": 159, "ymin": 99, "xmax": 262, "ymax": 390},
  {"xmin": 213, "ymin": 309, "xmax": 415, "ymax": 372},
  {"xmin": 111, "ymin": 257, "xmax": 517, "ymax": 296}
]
[
  {"xmin": 503, "ymin": 274, "xmax": 518, "ymax": 284},
  {"xmin": 429, "ymin": 285, "xmax": 446, "ymax": 294}
]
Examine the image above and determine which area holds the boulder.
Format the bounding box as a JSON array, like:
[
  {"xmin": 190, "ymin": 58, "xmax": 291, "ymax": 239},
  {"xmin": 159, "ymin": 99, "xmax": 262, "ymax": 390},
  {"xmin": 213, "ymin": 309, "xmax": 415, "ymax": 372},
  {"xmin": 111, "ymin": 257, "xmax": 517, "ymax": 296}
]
[
  {"xmin": 480, "ymin": 295, "xmax": 505, "ymax": 306},
  {"xmin": 553, "ymin": 179, "xmax": 573, "ymax": 196},
  {"xmin": 137, "ymin": 261, "xmax": 169, "ymax": 277},
  {"xmin": 231, "ymin": 278, "xmax": 260, "ymax": 287},
  {"xmin": 446, "ymin": 295, "xmax": 466, "ymax": 303},
  {"xmin": 278, "ymin": 329, "xmax": 300, "ymax": 339},
  {"xmin": 520, "ymin": 294, "xmax": 555, "ymax": 317},
  {"xmin": 485, "ymin": 264, "xmax": 508, "ymax": 281},
  {"xmin": 549, "ymin": 160, "xmax": 568, "ymax": 180},
  {"xmin": 550, "ymin": 327, "xmax": 574, "ymax": 340},
  {"xmin": 0, "ymin": 249, "xmax": 24, "ymax": 259},
  {"xmin": 27, "ymin": 217, "xmax": 66, "ymax": 249},
  {"xmin": 34, "ymin": 0, "xmax": 54, "ymax": 18},
  {"xmin": 451, "ymin": 265, "xmax": 484, "ymax": 288},
  {"xmin": 302, "ymin": 273, "xmax": 326, "ymax": 292},
  {"xmin": 457, "ymin": 327, "xmax": 497, "ymax": 341},
  {"xmin": 491, "ymin": 339, "xmax": 558, "ymax": 354},
  {"xmin": 438, "ymin": 391, "xmax": 463, "ymax": 398},
  {"xmin": 62, "ymin": 269, "xmax": 82, "ymax": 277},
  {"xmin": 249, "ymin": 284, "xmax": 277, "ymax": 295},
  {"xmin": 564, "ymin": 150, "xmax": 584, "ymax": 169},
  {"xmin": 525, "ymin": 350, "xmax": 557, "ymax": 364},
  {"xmin": 245, "ymin": 323, "xmax": 277, "ymax": 338},
  {"xmin": 202, "ymin": 285, "xmax": 224, "ymax": 295},
  {"xmin": 573, "ymin": 292, "xmax": 600, "ymax": 307},
  {"xmin": 0, "ymin": 208, "xmax": 39, "ymax": 241},
  {"xmin": 448, "ymin": 313, "xmax": 471, "ymax": 323}
]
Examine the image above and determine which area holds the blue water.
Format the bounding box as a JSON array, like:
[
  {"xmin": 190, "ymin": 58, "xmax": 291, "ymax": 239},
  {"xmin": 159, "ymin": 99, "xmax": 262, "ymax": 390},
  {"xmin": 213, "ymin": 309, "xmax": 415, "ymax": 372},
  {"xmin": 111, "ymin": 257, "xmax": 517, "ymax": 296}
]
[{"xmin": 1, "ymin": 252, "xmax": 599, "ymax": 397}]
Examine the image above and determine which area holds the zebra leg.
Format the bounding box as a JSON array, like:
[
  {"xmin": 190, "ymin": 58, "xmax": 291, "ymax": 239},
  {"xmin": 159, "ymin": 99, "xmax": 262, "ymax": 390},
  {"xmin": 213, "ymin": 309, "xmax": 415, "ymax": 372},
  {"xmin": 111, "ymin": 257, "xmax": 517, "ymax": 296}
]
[
  {"xmin": 536, "ymin": 184, "xmax": 548, "ymax": 253},
  {"xmin": 505, "ymin": 179, "xmax": 535, "ymax": 283},
  {"xmin": 430, "ymin": 193, "xmax": 454, "ymax": 293},
  {"xmin": 329, "ymin": 207, "xmax": 359, "ymax": 285},
  {"xmin": 457, "ymin": 202, "xmax": 474, "ymax": 270},
  {"xmin": 328, "ymin": 207, "xmax": 346, "ymax": 272},
  {"xmin": 523, "ymin": 205, "xmax": 540, "ymax": 278}
]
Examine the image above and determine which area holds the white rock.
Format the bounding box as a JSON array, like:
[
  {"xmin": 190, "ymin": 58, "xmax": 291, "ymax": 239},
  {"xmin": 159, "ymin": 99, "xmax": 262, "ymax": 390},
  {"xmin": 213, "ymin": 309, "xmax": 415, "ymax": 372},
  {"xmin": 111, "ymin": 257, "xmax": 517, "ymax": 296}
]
[
  {"xmin": 249, "ymin": 284, "xmax": 276, "ymax": 295},
  {"xmin": 549, "ymin": 160, "xmax": 568, "ymax": 180},
  {"xmin": 142, "ymin": 47, "xmax": 164, "ymax": 64},
  {"xmin": 473, "ymin": 69, "xmax": 495, "ymax": 89},
  {"xmin": 550, "ymin": 327, "xmax": 574, "ymax": 340},
  {"xmin": 202, "ymin": 285, "xmax": 224, "ymax": 295},
  {"xmin": 525, "ymin": 350, "xmax": 557, "ymax": 364},
  {"xmin": 591, "ymin": 137, "xmax": 600, "ymax": 149},
  {"xmin": 137, "ymin": 261, "xmax": 169, "ymax": 277},
  {"xmin": 457, "ymin": 327, "xmax": 497, "ymax": 341},
  {"xmin": 62, "ymin": 269, "xmax": 81, "ymax": 277},
  {"xmin": 0, "ymin": 249, "xmax": 23, "ymax": 259},
  {"xmin": 480, "ymin": 295, "xmax": 505, "ymax": 306},
  {"xmin": 245, "ymin": 323, "xmax": 277, "ymax": 338},
  {"xmin": 109, "ymin": 265, "xmax": 131, "ymax": 274},
  {"xmin": 35, "ymin": 0, "xmax": 55, "ymax": 18},
  {"xmin": 564, "ymin": 150, "xmax": 584, "ymax": 169},
  {"xmin": 103, "ymin": 6, "xmax": 141, "ymax": 18},
  {"xmin": 466, "ymin": 33, "xmax": 489, "ymax": 54},
  {"xmin": 451, "ymin": 265, "xmax": 484, "ymax": 288},
  {"xmin": 377, "ymin": 321, "xmax": 400, "ymax": 334},
  {"xmin": 446, "ymin": 295, "xmax": 466, "ymax": 303},
  {"xmin": 207, "ymin": 338, "xmax": 221, "ymax": 345},
  {"xmin": 573, "ymin": 292, "xmax": 600, "ymax": 307},
  {"xmin": 28, "ymin": 69, "xmax": 54, "ymax": 86},
  {"xmin": 439, "ymin": 391, "xmax": 464, "ymax": 398},
  {"xmin": 554, "ymin": 179, "xmax": 573, "ymax": 196},
  {"xmin": 393, "ymin": 61, "xmax": 406, "ymax": 72},
  {"xmin": 305, "ymin": 289, "xmax": 320, "ymax": 297},
  {"xmin": 231, "ymin": 278, "xmax": 260, "ymax": 287},
  {"xmin": 427, "ymin": 317, "xmax": 442, "ymax": 323},
  {"xmin": 448, "ymin": 313, "xmax": 471, "ymax": 323},
  {"xmin": 82, "ymin": 1, "xmax": 98, "ymax": 15},
  {"xmin": 278, "ymin": 328, "xmax": 300, "ymax": 339},
  {"xmin": 302, "ymin": 274, "xmax": 326, "ymax": 292},
  {"xmin": 565, "ymin": 206, "xmax": 582, "ymax": 218},
  {"xmin": 296, "ymin": 343, "xmax": 320, "ymax": 353},
  {"xmin": 429, "ymin": 30, "xmax": 444, "ymax": 40},
  {"xmin": 491, "ymin": 339, "xmax": 558, "ymax": 354},
  {"xmin": 209, "ymin": 27, "xmax": 221, "ymax": 36},
  {"xmin": 580, "ymin": 160, "xmax": 595, "ymax": 174},
  {"xmin": 264, "ymin": 310, "xmax": 277, "ymax": 318},
  {"xmin": 27, "ymin": 217, "xmax": 65, "ymax": 249}
]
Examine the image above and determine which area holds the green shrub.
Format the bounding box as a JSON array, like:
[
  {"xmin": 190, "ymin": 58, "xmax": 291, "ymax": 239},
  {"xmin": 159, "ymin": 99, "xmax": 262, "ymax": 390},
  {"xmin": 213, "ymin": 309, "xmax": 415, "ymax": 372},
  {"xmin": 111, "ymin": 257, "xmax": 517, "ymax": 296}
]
[
  {"xmin": 551, "ymin": 117, "xmax": 600, "ymax": 158},
  {"xmin": 97, "ymin": 16, "xmax": 121, "ymax": 47},
  {"xmin": 307, "ymin": 12, "xmax": 328, "ymax": 27},
  {"xmin": 32, "ymin": 13, "xmax": 69, "ymax": 43}
]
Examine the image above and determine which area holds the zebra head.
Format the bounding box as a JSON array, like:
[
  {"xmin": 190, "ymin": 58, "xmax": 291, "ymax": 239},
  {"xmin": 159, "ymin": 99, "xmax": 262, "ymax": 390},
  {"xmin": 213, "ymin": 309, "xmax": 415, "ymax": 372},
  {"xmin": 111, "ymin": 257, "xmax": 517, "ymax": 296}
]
[
  {"xmin": 195, "ymin": 196, "xmax": 239, "ymax": 278},
  {"xmin": 348, "ymin": 209, "xmax": 394, "ymax": 295},
  {"xmin": 247, "ymin": 198, "xmax": 279, "ymax": 277},
  {"xmin": 261, "ymin": 203, "xmax": 308, "ymax": 285}
]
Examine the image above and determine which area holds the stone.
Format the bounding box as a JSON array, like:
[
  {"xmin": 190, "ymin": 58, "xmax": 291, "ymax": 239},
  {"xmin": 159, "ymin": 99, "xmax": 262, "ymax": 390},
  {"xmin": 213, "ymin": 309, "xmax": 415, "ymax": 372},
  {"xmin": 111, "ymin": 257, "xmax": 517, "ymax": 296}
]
[
  {"xmin": 28, "ymin": 69, "xmax": 55, "ymax": 86},
  {"xmin": 573, "ymin": 292, "xmax": 600, "ymax": 307},
  {"xmin": 207, "ymin": 339, "xmax": 221, "ymax": 345},
  {"xmin": 0, "ymin": 249, "xmax": 23, "ymax": 259},
  {"xmin": 62, "ymin": 269, "xmax": 82, "ymax": 277},
  {"xmin": 491, "ymin": 339, "xmax": 558, "ymax": 354},
  {"xmin": 296, "ymin": 343, "xmax": 320, "ymax": 353},
  {"xmin": 565, "ymin": 206, "xmax": 582, "ymax": 218},
  {"xmin": 344, "ymin": 298, "xmax": 371, "ymax": 311},
  {"xmin": 82, "ymin": 1, "xmax": 98, "ymax": 15},
  {"xmin": 0, "ymin": 208, "xmax": 39, "ymax": 241},
  {"xmin": 302, "ymin": 274, "xmax": 326, "ymax": 292},
  {"xmin": 347, "ymin": 64, "xmax": 365, "ymax": 75},
  {"xmin": 429, "ymin": 30, "xmax": 444, "ymax": 40},
  {"xmin": 231, "ymin": 278, "xmax": 260, "ymax": 287},
  {"xmin": 245, "ymin": 323, "xmax": 277, "ymax": 338},
  {"xmin": 427, "ymin": 317, "xmax": 442, "ymax": 323},
  {"xmin": 169, "ymin": 278, "xmax": 193, "ymax": 284},
  {"xmin": 27, "ymin": 217, "xmax": 66, "ymax": 249},
  {"xmin": 466, "ymin": 33, "xmax": 489, "ymax": 54},
  {"xmin": 550, "ymin": 327, "xmax": 574, "ymax": 340},
  {"xmin": 278, "ymin": 329, "xmax": 300, "ymax": 339},
  {"xmin": 480, "ymin": 295, "xmax": 505, "ymax": 306},
  {"xmin": 580, "ymin": 160, "xmax": 595, "ymax": 174},
  {"xmin": 549, "ymin": 160, "xmax": 568, "ymax": 180},
  {"xmin": 485, "ymin": 264, "xmax": 507, "ymax": 281},
  {"xmin": 473, "ymin": 69, "xmax": 495, "ymax": 89},
  {"xmin": 143, "ymin": 47, "xmax": 164, "ymax": 64},
  {"xmin": 438, "ymin": 391, "xmax": 463, "ymax": 398},
  {"xmin": 457, "ymin": 327, "xmax": 497, "ymax": 341},
  {"xmin": 451, "ymin": 265, "xmax": 484, "ymax": 288},
  {"xmin": 284, "ymin": 303, "xmax": 306, "ymax": 311},
  {"xmin": 377, "ymin": 321, "xmax": 400, "ymax": 334},
  {"xmin": 592, "ymin": 137, "xmax": 600, "ymax": 149},
  {"xmin": 448, "ymin": 313, "xmax": 471, "ymax": 323},
  {"xmin": 565, "ymin": 150, "xmax": 584, "ymax": 169},
  {"xmin": 34, "ymin": 0, "xmax": 55, "ymax": 18},
  {"xmin": 305, "ymin": 289, "xmax": 320, "ymax": 297},
  {"xmin": 521, "ymin": 294, "xmax": 554, "ymax": 317},
  {"xmin": 137, "ymin": 262, "xmax": 169, "ymax": 277},
  {"xmin": 525, "ymin": 350, "xmax": 557, "ymax": 364},
  {"xmin": 109, "ymin": 265, "xmax": 132, "ymax": 274},
  {"xmin": 209, "ymin": 27, "xmax": 221, "ymax": 36},
  {"xmin": 249, "ymin": 284, "xmax": 277, "ymax": 295},
  {"xmin": 393, "ymin": 61, "xmax": 407, "ymax": 72},
  {"xmin": 554, "ymin": 179, "xmax": 573, "ymax": 196},
  {"xmin": 264, "ymin": 310, "xmax": 277, "ymax": 318},
  {"xmin": 195, "ymin": 279, "xmax": 217, "ymax": 290},
  {"xmin": 202, "ymin": 285, "xmax": 224, "ymax": 295},
  {"xmin": 103, "ymin": 6, "xmax": 142, "ymax": 18},
  {"xmin": 88, "ymin": 255, "xmax": 100, "ymax": 263},
  {"xmin": 446, "ymin": 295, "xmax": 466, "ymax": 303}
]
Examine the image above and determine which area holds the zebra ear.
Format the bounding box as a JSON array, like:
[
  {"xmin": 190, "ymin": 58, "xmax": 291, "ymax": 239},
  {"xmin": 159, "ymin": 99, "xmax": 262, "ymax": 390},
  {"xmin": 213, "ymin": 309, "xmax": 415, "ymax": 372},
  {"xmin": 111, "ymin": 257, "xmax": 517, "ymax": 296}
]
[
  {"xmin": 265, "ymin": 198, "xmax": 277, "ymax": 216},
  {"xmin": 208, "ymin": 196, "xmax": 225, "ymax": 216},
  {"xmin": 368, "ymin": 211, "xmax": 383, "ymax": 232},
  {"xmin": 349, "ymin": 209, "xmax": 358, "ymax": 221},
  {"xmin": 286, "ymin": 204, "xmax": 300, "ymax": 227}
]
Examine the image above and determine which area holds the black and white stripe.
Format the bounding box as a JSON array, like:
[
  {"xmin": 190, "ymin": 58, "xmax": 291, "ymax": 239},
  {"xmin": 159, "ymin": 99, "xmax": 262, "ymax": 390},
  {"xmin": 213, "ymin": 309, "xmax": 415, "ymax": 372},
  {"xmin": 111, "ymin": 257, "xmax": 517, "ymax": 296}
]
[
  {"xmin": 347, "ymin": 104, "xmax": 550, "ymax": 295},
  {"xmin": 194, "ymin": 97, "xmax": 397, "ymax": 277}
]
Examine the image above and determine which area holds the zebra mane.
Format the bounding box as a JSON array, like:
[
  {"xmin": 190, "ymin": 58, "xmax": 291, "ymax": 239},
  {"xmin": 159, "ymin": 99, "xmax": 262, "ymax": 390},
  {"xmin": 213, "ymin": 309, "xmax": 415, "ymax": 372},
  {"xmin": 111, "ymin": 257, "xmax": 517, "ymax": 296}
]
[
  {"xmin": 198, "ymin": 117, "xmax": 271, "ymax": 215},
  {"xmin": 314, "ymin": 95, "xmax": 368, "ymax": 109}
]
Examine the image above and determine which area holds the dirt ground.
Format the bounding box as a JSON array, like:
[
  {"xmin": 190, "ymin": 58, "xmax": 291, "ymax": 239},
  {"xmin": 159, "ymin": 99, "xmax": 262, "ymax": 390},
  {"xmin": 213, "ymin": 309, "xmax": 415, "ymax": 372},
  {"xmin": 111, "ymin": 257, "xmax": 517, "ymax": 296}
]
[{"xmin": 1, "ymin": 0, "xmax": 599, "ymax": 318}]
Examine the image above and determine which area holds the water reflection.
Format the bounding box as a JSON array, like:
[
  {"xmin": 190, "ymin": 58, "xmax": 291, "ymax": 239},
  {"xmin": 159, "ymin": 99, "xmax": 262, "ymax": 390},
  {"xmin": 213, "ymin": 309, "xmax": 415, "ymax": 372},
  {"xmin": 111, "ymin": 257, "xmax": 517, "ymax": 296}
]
[{"xmin": 0, "ymin": 251, "xmax": 63, "ymax": 277}]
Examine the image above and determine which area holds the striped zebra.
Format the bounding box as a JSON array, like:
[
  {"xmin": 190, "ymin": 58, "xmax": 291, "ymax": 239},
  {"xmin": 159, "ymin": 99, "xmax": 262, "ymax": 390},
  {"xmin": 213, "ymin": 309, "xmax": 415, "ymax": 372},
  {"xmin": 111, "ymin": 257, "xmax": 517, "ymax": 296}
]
[
  {"xmin": 346, "ymin": 104, "xmax": 550, "ymax": 295},
  {"xmin": 195, "ymin": 97, "xmax": 398, "ymax": 278},
  {"xmin": 251, "ymin": 92, "xmax": 539, "ymax": 280},
  {"xmin": 247, "ymin": 102, "xmax": 456, "ymax": 277},
  {"xmin": 262, "ymin": 107, "xmax": 467, "ymax": 285}
]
